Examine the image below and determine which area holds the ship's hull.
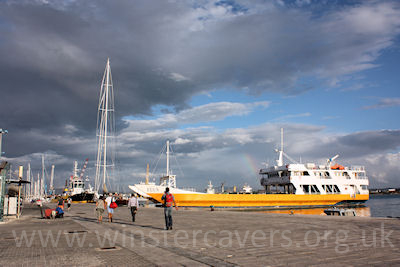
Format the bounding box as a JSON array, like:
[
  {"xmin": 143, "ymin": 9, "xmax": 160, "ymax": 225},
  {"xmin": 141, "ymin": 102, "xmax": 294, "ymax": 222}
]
[
  {"xmin": 129, "ymin": 185, "xmax": 368, "ymax": 208},
  {"xmin": 70, "ymin": 192, "xmax": 95, "ymax": 202},
  {"xmin": 148, "ymin": 192, "xmax": 369, "ymax": 208}
]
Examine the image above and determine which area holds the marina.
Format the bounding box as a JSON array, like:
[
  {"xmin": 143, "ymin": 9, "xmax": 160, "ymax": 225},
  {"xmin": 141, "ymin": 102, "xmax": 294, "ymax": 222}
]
[{"xmin": 1, "ymin": 1, "xmax": 400, "ymax": 266}]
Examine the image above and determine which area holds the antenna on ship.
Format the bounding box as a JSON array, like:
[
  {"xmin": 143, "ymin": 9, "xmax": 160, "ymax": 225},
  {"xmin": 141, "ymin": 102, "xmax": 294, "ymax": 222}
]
[
  {"xmin": 274, "ymin": 128, "xmax": 299, "ymax": 166},
  {"xmin": 95, "ymin": 58, "xmax": 116, "ymax": 194},
  {"xmin": 276, "ymin": 128, "xmax": 284, "ymax": 166}
]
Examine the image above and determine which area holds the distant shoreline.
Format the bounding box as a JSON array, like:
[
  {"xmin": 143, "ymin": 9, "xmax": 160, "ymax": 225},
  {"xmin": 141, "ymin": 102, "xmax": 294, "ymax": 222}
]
[{"xmin": 369, "ymin": 192, "xmax": 400, "ymax": 196}]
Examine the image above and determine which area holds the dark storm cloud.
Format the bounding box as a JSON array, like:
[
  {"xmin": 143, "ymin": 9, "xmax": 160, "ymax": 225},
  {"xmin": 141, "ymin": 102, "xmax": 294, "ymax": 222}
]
[{"xmin": 1, "ymin": 0, "xmax": 400, "ymax": 189}]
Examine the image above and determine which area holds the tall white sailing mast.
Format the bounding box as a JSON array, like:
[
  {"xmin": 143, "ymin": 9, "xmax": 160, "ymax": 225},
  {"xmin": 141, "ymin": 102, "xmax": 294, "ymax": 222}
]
[
  {"xmin": 41, "ymin": 155, "xmax": 45, "ymax": 197},
  {"xmin": 159, "ymin": 140, "xmax": 176, "ymax": 188},
  {"xmin": 50, "ymin": 165, "xmax": 55, "ymax": 195},
  {"xmin": 95, "ymin": 58, "xmax": 116, "ymax": 194}
]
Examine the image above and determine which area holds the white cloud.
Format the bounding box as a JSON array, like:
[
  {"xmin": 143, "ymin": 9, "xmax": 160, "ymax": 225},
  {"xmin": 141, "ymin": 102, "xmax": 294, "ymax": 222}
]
[
  {"xmin": 173, "ymin": 137, "xmax": 191, "ymax": 145},
  {"xmin": 123, "ymin": 101, "xmax": 270, "ymax": 131},
  {"xmin": 363, "ymin": 98, "xmax": 400, "ymax": 110},
  {"xmin": 169, "ymin": 72, "xmax": 190, "ymax": 82},
  {"xmin": 364, "ymin": 152, "xmax": 400, "ymax": 187}
]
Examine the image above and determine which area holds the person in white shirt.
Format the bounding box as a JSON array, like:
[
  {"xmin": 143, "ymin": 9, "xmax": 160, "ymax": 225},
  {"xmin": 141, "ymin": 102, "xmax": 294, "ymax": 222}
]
[
  {"xmin": 67, "ymin": 197, "xmax": 72, "ymax": 211},
  {"xmin": 104, "ymin": 193, "xmax": 115, "ymax": 222},
  {"xmin": 36, "ymin": 198, "xmax": 43, "ymax": 218},
  {"xmin": 127, "ymin": 193, "xmax": 139, "ymax": 222}
]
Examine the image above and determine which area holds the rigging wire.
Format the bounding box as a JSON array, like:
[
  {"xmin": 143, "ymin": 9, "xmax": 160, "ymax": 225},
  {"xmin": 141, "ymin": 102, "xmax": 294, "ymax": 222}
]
[
  {"xmin": 150, "ymin": 143, "xmax": 166, "ymax": 180},
  {"xmin": 169, "ymin": 144, "xmax": 184, "ymax": 178}
]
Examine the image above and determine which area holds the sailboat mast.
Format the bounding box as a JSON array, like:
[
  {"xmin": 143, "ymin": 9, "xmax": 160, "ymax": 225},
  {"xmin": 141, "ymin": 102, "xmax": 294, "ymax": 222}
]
[
  {"xmin": 145, "ymin": 164, "xmax": 149, "ymax": 185},
  {"xmin": 41, "ymin": 155, "xmax": 45, "ymax": 197},
  {"xmin": 37, "ymin": 173, "xmax": 40, "ymax": 198},
  {"xmin": 50, "ymin": 165, "xmax": 55, "ymax": 195},
  {"xmin": 103, "ymin": 59, "xmax": 110, "ymax": 191},
  {"xmin": 95, "ymin": 58, "xmax": 115, "ymax": 194},
  {"xmin": 166, "ymin": 140, "xmax": 170, "ymax": 176}
]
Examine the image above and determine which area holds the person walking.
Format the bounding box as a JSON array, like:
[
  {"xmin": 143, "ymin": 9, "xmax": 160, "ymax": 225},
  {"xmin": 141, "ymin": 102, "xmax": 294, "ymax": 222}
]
[
  {"xmin": 67, "ymin": 197, "xmax": 72, "ymax": 211},
  {"xmin": 96, "ymin": 195, "xmax": 106, "ymax": 223},
  {"xmin": 36, "ymin": 198, "xmax": 43, "ymax": 219},
  {"xmin": 161, "ymin": 187, "xmax": 178, "ymax": 230},
  {"xmin": 105, "ymin": 193, "xmax": 116, "ymax": 222},
  {"xmin": 127, "ymin": 193, "xmax": 139, "ymax": 222}
]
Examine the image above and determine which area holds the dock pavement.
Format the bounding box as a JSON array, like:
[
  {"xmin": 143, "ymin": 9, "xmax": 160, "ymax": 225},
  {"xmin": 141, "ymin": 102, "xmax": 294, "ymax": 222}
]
[{"xmin": 0, "ymin": 203, "xmax": 399, "ymax": 266}]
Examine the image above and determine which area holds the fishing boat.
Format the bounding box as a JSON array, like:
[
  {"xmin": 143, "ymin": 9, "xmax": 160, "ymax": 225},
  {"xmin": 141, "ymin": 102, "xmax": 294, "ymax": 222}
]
[{"xmin": 129, "ymin": 130, "xmax": 369, "ymax": 208}]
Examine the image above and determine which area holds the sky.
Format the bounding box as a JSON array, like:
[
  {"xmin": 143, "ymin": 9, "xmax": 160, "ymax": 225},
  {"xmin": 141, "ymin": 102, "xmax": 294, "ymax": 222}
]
[{"xmin": 0, "ymin": 0, "xmax": 399, "ymax": 192}]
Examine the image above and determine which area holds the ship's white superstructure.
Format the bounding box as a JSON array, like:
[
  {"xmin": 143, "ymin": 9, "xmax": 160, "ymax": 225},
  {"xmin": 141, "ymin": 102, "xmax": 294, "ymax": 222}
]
[
  {"xmin": 259, "ymin": 129, "xmax": 369, "ymax": 198},
  {"xmin": 260, "ymin": 163, "xmax": 368, "ymax": 196}
]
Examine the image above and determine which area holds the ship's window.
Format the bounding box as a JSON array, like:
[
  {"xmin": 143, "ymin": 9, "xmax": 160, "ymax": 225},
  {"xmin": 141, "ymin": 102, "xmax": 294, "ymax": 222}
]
[
  {"xmin": 303, "ymin": 171, "xmax": 310, "ymax": 176},
  {"xmin": 314, "ymin": 172, "xmax": 322, "ymax": 177},
  {"xmin": 310, "ymin": 185, "xmax": 320, "ymax": 194},
  {"xmin": 325, "ymin": 172, "xmax": 330, "ymax": 177},
  {"xmin": 361, "ymin": 185, "xmax": 368, "ymax": 190},
  {"xmin": 279, "ymin": 171, "xmax": 290, "ymax": 177},
  {"xmin": 333, "ymin": 185, "xmax": 340, "ymax": 193},
  {"xmin": 302, "ymin": 185, "xmax": 310, "ymax": 194},
  {"xmin": 323, "ymin": 185, "xmax": 333, "ymax": 193}
]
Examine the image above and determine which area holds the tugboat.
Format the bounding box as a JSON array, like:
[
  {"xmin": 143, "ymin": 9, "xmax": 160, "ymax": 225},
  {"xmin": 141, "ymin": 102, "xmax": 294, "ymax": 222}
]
[{"xmin": 68, "ymin": 159, "xmax": 95, "ymax": 202}]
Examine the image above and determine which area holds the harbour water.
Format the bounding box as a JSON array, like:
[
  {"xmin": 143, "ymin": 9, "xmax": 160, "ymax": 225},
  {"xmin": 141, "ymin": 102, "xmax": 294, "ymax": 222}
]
[
  {"xmin": 368, "ymin": 194, "xmax": 400, "ymax": 217},
  {"xmin": 258, "ymin": 194, "xmax": 400, "ymax": 218}
]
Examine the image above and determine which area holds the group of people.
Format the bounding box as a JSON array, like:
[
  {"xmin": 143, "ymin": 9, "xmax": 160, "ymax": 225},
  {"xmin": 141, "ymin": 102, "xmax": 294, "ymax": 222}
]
[
  {"xmin": 36, "ymin": 196, "xmax": 72, "ymax": 219},
  {"xmin": 95, "ymin": 193, "xmax": 119, "ymax": 223},
  {"xmin": 95, "ymin": 188, "xmax": 178, "ymax": 230},
  {"xmin": 37, "ymin": 188, "xmax": 178, "ymax": 229},
  {"xmin": 95, "ymin": 192, "xmax": 142, "ymax": 223}
]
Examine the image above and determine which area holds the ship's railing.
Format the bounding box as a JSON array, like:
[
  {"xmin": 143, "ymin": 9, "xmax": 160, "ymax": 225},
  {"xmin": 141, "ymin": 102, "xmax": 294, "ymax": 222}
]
[{"xmin": 350, "ymin": 166, "xmax": 365, "ymax": 171}]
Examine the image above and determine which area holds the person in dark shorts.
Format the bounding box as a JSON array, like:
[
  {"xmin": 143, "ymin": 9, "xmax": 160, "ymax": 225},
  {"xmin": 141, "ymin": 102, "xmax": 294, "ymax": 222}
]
[{"xmin": 161, "ymin": 187, "xmax": 178, "ymax": 230}]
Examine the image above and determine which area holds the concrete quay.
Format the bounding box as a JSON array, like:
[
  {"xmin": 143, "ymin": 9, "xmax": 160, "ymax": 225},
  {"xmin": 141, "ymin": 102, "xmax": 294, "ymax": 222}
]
[{"xmin": 1, "ymin": 203, "xmax": 399, "ymax": 266}]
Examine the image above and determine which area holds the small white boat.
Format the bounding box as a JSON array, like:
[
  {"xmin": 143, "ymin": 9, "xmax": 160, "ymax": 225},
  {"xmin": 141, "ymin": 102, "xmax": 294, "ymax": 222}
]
[{"xmin": 324, "ymin": 207, "xmax": 357, "ymax": 216}]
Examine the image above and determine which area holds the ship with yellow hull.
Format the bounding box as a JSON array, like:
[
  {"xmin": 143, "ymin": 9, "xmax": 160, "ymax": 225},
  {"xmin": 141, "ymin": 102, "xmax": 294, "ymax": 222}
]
[
  {"xmin": 144, "ymin": 192, "xmax": 369, "ymax": 208},
  {"xmin": 129, "ymin": 132, "xmax": 369, "ymax": 208}
]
